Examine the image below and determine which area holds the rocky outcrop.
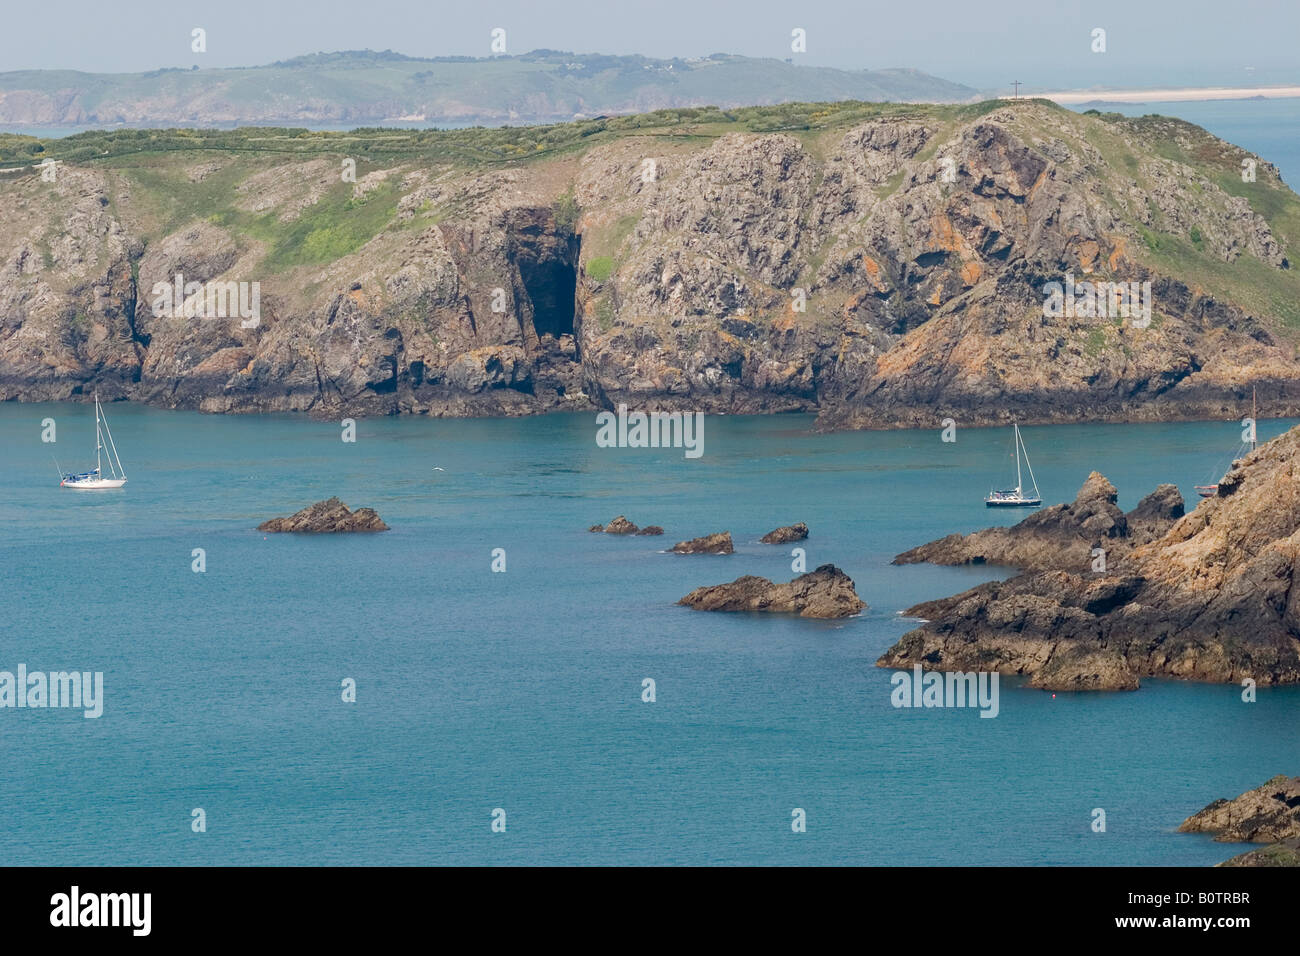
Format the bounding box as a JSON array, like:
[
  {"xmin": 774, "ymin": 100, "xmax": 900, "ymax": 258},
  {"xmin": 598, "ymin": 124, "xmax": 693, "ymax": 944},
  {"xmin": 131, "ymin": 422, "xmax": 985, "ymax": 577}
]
[
  {"xmin": 670, "ymin": 531, "xmax": 734, "ymax": 554},
  {"xmin": 588, "ymin": 516, "xmax": 663, "ymax": 535},
  {"xmin": 893, "ymin": 473, "xmax": 1183, "ymax": 570},
  {"xmin": 4, "ymin": 101, "xmax": 1300, "ymax": 426},
  {"xmin": 1219, "ymin": 838, "xmax": 1300, "ymax": 867},
  {"xmin": 678, "ymin": 564, "xmax": 866, "ymax": 618},
  {"xmin": 760, "ymin": 522, "xmax": 809, "ymax": 544},
  {"xmin": 1179, "ymin": 775, "xmax": 1300, "ymax": 866},
  {"xmin": 591, "ymin": 516, "xmax": 637, "ymax": 534},
  {"xmin": 258, "ymin": 497, "xmax": 389, "ymax": 533},
  {"xmin": 1180, "ymin": 775, "xmax": 1300, "ymax": 843},
  {"xmin": 879, "ymin": 427, "xmax": 1300, "ymax": 689}
]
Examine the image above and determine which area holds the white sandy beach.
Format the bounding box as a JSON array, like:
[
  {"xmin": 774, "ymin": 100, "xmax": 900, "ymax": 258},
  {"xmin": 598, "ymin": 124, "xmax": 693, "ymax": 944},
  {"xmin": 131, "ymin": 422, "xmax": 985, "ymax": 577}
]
[{"xmin": 1038, "ymin": 86, "xmax": 1300, "ymax": 104}]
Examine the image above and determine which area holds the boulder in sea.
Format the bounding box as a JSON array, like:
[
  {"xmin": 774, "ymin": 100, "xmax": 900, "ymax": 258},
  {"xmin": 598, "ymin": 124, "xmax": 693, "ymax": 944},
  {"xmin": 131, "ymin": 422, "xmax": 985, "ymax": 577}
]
[
  {"xmin": 678, "ymin": 564, "xmax": 865, "ymax": 619},
  {"xmin": 1178, "ymin": 774, "xmax": 1300, "ymax": 866},
  {"xmin": 636, "ymin": 525, "xmax": 665, "ymax": 536},
  {"xmin": 760, "ymin": 522, "xmax": 809, "ymax": 544},
  {"xmin": 258, "ymin": 497, "xmax": 389, "ymax": 533},
  {"xmin": 591, "ymin": 515, "xmax": 640, "ymax": 534},
  {"xmin": 670, "ymin": 531, "xmax": 734, "ymax": 554}
]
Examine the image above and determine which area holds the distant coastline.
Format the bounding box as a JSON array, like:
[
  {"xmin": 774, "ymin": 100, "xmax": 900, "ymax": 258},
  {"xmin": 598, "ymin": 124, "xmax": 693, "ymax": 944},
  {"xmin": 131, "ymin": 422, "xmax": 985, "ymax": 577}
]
[{"xmin": 1041, "ymin": 85, "xmax": 1300, "ymax": 105}]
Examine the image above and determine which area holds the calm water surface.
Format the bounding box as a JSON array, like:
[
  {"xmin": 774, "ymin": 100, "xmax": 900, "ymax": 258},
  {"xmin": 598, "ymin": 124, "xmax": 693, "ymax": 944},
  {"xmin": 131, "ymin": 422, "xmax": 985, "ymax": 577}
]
[{"xmin": 1, "ymin": 404, "xmax": 1296, "ymax": 865}]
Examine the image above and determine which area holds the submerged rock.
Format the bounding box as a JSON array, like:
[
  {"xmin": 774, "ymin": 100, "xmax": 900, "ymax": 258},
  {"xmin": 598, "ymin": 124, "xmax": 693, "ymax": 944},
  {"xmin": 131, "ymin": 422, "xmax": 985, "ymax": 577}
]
[
  {"xmin": 1179, "ymin": 774, "xmax": 1300, "ymax": 866},
  {"xmin": 678, "ymin": 564, "xmax": 865, "ymax": 619},
  {"xmin": 670, "ymin": 531, "xmax": 734, "ymax": 554},
  {"xmin": 879, "ymin": 428, "xmax": 1300, "ymax": 690},
  {"xmin": 760, "ymin": 522, "xmax": 809, "ymax": 544},
  {"xmin": 258, "ymin": 497, "xmax": 389, "ymax": 533}
]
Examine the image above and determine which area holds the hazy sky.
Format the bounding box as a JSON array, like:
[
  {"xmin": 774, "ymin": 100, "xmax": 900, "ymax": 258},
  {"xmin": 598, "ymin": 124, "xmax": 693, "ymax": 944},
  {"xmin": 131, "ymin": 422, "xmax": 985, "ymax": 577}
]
[{"xmin": 2, "ymin": 0, "xmax": 1296, "ymax": 91}]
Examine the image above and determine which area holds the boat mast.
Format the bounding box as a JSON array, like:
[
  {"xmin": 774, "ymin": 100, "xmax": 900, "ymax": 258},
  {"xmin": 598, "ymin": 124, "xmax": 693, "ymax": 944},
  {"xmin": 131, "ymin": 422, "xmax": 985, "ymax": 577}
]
[
  {"xmin": 1022, "ymin": 431, "xmax": 1040, "ymax": 497},
  {"xmin": 1014, "ymin": 423, "xmax": 1023, "ymax": 493},
  {"xmin": 95, "ymin": 393, "xmax": 102, "ymax": 475},
  {"xmin": 1252, "ymin": 386, "xmax": 1258, "ymax": 451},
  {"xmin": 99, "ymin": 398, "xmax": 126, "ymax": 480}
]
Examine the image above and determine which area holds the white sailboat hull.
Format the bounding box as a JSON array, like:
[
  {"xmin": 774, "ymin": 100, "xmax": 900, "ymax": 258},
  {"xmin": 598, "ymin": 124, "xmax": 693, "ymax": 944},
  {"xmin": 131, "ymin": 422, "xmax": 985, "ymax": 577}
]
[
  {"xmin": 61, "ymin": 477, "xmax": 126, "ymax": 489},
  {"xmin": 985, "ymin": 496, "xmax": 1041, "ymax": 507}
]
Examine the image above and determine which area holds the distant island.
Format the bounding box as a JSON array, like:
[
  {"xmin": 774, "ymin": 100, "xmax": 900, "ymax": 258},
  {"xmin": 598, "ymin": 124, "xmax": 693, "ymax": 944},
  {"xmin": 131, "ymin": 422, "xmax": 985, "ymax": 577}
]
[{"xmin": 0, "ymin": 49, "xmax": 976, "ymax": 129}]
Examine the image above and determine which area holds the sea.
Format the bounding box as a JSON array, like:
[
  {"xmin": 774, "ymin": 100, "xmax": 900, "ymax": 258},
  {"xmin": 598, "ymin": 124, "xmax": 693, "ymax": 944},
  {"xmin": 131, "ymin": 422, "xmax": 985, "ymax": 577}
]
[{"xmin": 2, "ymin": 406, "xmax": 1298, "ymax": 866}]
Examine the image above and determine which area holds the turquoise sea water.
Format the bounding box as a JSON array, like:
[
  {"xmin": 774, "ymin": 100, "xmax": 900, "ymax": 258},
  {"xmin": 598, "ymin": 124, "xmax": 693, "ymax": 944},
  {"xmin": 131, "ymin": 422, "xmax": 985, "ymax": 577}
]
[{"xmin": 1, "ymin": 405, "xmax": 1297, "ymax": 865}]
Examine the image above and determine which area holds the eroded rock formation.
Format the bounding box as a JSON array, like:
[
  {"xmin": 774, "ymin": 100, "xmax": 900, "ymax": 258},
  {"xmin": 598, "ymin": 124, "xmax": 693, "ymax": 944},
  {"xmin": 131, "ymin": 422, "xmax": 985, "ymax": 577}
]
[
  {"xmin": 1179, "ymin": 775, "xmax": 1300, "ymax": 866},
  {"xmin": 893, "ymin": 473, "xmax": 1183, "ymax": 570},
  {"xmin": 678, "ymin": 564, "xmax": 865, "ymax": 618},
  {"xmin": 258, "ymin": 497, "xmax": 389, "ymax": 532},
  {"xmin": 879, "ymin": 427, "xmax": 1300, "ymax": 690},
  {"xmin": 670, "ymin": 531, "xmax": 734, "ymax": 554},
  {"xmin": 761, "ymin": 522, "xmax": 809, "ymax": 544},
  {"xmin": 588, "ymin": 515, "xmax": 663, "ymax": 535}
]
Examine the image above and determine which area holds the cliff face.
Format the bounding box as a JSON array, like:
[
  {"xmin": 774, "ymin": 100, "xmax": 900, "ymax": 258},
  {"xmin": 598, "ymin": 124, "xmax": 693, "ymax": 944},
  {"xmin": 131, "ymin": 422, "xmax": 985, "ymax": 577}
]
[
  {"xmin": 2, "ymin": 99, "xmax": 1299, "ymax": 423},
  {"xmin": 879, "ymin": 426, "xmax": 1300, "ymax": 690}
]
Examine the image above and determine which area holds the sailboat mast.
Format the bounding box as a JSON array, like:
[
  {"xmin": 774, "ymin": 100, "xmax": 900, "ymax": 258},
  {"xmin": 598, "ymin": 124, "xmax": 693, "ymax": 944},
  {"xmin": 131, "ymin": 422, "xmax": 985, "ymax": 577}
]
[
  {"xmin": 95, "ymin": 394, "xmax": 102, "ymax": 475},
  {"xmin": 101, "ymin": 403, "xmax": 126, "ymax": 479},
  {"xmin": 1014, "ymin": 423, "xmax": 1023, "ymax": 492},
  {"xmin": 1252, "ymin": 386, "xmax": 1258, "ymax": 451}
]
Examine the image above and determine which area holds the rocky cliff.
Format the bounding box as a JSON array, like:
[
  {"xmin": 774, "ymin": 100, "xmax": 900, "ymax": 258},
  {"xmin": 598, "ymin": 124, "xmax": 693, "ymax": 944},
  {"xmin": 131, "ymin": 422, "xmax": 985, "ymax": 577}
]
[
  {"xmin": 893, "ymin": 472, "xmax": 1184, "ymax": 570},
  {"xmin": 2, "ymin": 98, "xmax": 1300, "ymax": 425},
  {"xmin": 879, "ymin": 426, "xmax": 1300, "ymax": 689},
  {"xmin": 1180, "ymin": 774, "xmax": 1300, "ymax": 866}
]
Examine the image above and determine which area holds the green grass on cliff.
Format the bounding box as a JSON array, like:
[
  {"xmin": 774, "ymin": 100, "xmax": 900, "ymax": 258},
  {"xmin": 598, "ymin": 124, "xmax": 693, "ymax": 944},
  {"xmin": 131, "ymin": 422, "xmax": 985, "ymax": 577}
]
[
  {"xmin": 0, "ymin": 100, "xmax": 1007, "ymax": 172},
  {"xmin": 118, "ymin": 156, "xmax": 402, "ymax": 271},
  {"xmin": 235, "ymin": 180, "xmax": 401, "ymax": 271},
  {"xmin": 4, "ymin": 97, "xmax": 1300, "ymax": 337}
]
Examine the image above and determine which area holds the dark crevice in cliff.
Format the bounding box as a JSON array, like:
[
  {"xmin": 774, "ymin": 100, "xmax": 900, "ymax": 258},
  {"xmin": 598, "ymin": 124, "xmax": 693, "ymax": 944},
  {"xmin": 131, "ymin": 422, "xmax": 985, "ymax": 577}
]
[
  {"xmin": 507, "ymin": 209, "xmax": 579, "ymax": 343},
  {"xmin": 123, "ymin": 249, "xmax": 150, "ymax": 380}
]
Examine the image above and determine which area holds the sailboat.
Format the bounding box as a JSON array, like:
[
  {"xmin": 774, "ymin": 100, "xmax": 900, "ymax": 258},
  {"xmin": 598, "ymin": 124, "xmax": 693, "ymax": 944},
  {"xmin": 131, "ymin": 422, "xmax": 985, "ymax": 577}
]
[
  {"xmin": 60, "ymin": 394, "xmax": 127, "ymax": 490},
  {"xmin": 985, "ymin": 422, "xmax": 1042, "ymax": 507},
  {"xmin": 1195, "ymin": 389, "xmax": 1257, "ymax": 499}
]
